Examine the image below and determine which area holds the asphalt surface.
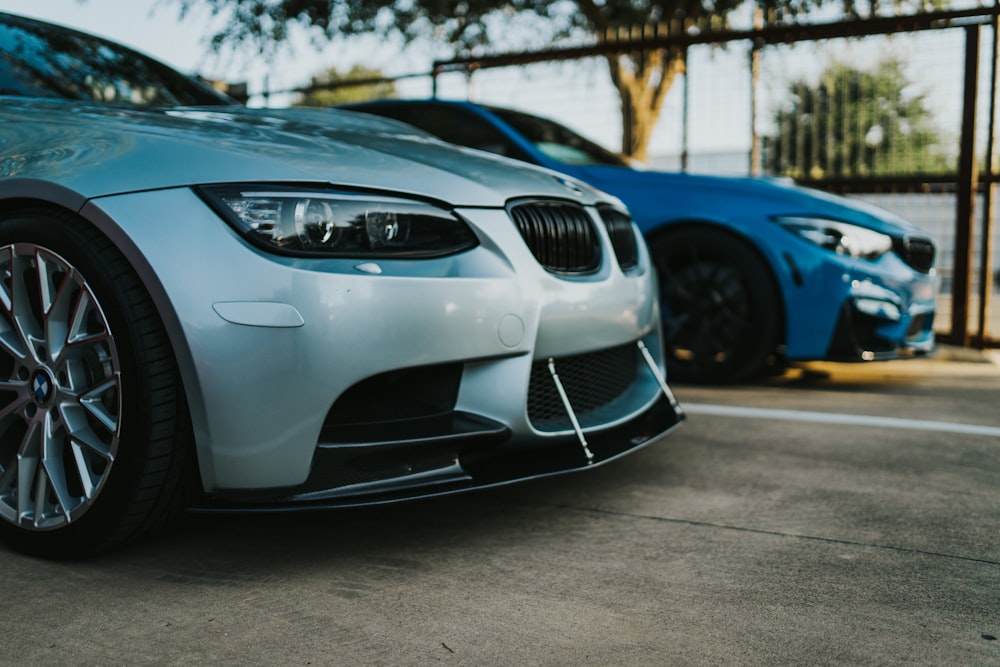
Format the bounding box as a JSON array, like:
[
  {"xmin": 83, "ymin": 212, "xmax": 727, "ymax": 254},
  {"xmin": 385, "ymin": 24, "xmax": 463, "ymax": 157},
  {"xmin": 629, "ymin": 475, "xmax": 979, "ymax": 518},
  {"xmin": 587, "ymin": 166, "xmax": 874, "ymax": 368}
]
[{"xmin": 3, "ymin": 348, "xmax": 999, "ymax": 665}]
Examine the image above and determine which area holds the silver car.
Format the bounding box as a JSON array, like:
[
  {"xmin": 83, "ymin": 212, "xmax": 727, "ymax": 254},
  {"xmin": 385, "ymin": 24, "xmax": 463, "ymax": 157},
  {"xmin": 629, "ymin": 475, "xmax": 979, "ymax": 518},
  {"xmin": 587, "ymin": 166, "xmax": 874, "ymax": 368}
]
[{"xmin": 0, "ymin": 13, "xmax": 683, "ymax": 557}]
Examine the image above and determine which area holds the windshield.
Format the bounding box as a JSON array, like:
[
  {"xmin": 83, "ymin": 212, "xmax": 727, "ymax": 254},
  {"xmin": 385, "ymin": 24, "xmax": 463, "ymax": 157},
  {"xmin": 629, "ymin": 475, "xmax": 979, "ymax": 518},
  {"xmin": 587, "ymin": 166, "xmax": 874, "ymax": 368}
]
[
  {"xmin": 490, "ymin": 107, "xmax": 628, "ymax": 167},
  {"xmin": 0, "ymin": 12, "xmax": 232, "ymax": 106}
]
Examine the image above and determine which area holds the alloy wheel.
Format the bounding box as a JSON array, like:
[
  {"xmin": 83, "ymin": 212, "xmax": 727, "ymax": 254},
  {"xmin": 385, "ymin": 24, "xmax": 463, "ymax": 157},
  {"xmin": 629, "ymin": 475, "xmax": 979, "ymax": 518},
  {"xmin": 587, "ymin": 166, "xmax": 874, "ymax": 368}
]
[{"xmin": 0, "ymin": 243, "xmax": 121, "ymax": 530}]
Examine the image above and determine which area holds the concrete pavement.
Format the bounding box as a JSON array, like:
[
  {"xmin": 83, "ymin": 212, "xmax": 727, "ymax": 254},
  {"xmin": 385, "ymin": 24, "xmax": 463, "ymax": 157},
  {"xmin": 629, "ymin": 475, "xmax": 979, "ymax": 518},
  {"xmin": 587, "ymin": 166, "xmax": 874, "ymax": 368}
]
[{"xmin": 2, "ymin": 350, "xmax": 998, "ymax": 665}]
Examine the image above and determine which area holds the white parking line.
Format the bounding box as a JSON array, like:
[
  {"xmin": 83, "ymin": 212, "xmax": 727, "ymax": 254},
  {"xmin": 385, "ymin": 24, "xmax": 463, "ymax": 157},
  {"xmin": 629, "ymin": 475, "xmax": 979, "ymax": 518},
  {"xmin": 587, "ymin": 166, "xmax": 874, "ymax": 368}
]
[{"xmin": 683, "ymin": 403, "xmax": 1000, "ymax": 437}]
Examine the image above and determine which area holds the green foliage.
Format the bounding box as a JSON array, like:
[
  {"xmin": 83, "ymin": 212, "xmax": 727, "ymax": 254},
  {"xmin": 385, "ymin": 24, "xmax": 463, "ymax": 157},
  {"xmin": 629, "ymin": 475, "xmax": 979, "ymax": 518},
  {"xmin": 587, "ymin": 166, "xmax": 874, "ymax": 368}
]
[
  {"xmin": 174, "ymin": 1, "xmax": 792, "ymax": 56},
  {"xmin": 295, "ymin": 65, "xmax": 397, "ymax": 106},
  {"xmin": 176, "ymin": 0, "xmax": 569, "ymax": 55},
  {"xmin": 175, "ymin": 0, "xmax": 948, "ymax": 56},
  {"xmin": 765, "ymin": 57, "xmax": 951, "ymax": 178}
]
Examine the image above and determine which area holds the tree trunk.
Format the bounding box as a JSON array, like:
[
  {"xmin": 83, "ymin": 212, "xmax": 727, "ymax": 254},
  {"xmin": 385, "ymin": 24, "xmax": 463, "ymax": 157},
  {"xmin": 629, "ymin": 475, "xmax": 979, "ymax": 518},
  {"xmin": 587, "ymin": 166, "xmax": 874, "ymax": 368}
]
[
  {"xmin": 605, "ymin": 49, "xmax": 685, "ymax": 163},
  {"xmin": 573, "ymin": 0, "xmax": 686, "ymax": 163}
]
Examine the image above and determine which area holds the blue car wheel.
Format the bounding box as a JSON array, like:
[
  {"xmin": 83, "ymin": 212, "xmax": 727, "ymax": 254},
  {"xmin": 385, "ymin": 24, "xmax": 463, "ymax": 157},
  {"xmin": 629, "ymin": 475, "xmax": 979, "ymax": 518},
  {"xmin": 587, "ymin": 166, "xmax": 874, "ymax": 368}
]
[{"xmin": 651, "ymin": 228, "xmax": 781, "ymax": 384}]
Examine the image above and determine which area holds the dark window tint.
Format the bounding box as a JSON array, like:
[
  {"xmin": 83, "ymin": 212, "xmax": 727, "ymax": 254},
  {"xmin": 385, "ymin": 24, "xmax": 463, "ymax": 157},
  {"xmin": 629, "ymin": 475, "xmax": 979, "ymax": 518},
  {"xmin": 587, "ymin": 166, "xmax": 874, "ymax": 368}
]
[
  {"xmin": 490, "ymin": 107, "xmax": 627, "ymax": 167},
  {"xmin": 0, "ymin": 13, "xmax": 231, "ymax": 106},
  {"xmin": 366, "ymin": 103, "xmax": 534, "ymax": 163}
]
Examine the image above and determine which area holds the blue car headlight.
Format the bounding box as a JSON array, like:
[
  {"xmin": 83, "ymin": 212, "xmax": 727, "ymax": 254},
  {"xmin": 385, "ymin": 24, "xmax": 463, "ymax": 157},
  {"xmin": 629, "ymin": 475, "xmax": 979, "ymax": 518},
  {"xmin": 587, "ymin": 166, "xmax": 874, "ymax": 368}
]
[
  {"xmin": 773, "ymin": 215, "xmax": 892, "ymax": 261},
  {"xmin": 199, "ymin": 184, "xmax": 479, "ymax": 258}
]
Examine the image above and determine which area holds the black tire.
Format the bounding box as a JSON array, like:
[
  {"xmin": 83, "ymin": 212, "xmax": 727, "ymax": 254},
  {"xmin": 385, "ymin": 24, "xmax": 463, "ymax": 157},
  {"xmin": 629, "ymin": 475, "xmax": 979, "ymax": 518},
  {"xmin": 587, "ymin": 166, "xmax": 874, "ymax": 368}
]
[
  {"xmin": 650, "ymin": 227, "xmax": 780, "ymax": 384},
  {"xmin": 0, "ymin": 205, "xmax": 194, "ymax": 558}
]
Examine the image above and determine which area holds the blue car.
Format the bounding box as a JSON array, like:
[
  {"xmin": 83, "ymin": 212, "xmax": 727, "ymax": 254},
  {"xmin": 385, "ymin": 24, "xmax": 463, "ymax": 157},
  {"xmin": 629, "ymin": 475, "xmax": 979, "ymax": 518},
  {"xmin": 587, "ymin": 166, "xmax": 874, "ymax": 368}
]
[{"xmin": 347, "ymin": 100, "xmax": 938, "ymax": 383}]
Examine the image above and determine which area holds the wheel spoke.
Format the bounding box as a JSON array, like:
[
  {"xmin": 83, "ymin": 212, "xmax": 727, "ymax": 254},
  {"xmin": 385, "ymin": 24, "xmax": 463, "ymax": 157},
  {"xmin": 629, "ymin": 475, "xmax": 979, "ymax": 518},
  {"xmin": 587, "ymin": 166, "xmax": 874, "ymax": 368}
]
[
  {"xmin": 32, "ymin": 461, "xmax": 49, "ymax": 527},
  {"xmin": 8, "ymin": 250, "xmax": 44, "ymax": 356},
  {"xmin": 35, "ymin": 250, "xmax": 67, "ymax": 316},
  {"xmin": 659, "ymin": 262, "xmax": 697, "ymax": 307},
  {"xmin": 67, "ymin": 286, "xmax": 110, "ymax": 347},
  {"xmin": 13, "ymin": 466, "xmax": 34, "ymax": 524},
  {"xmin": 704, "ymin": 262, "xmax": 730, "ymax": 295},
  {"xmin": 17, "ymin": 423, "xmax": 41, "ymax": 523},
  {"xmin": 717, "ymin": 307, "xmax": 750, "ymax": 335},
  {"xmin": 59, "ymin": 356, "xmax": 88, "ymax": 395},
  {"xmin": 39, "ymin": 251, "xmax": 74, "ymax": 362},
  {"xmin": 0, "ymin": 462, "xmax": 16, "ymax": 501},
  {"xmin": 69, "ymin": 442, "xmax": 99, "ymax": 500},
  {"xmin": 662, "ymin": 312, "xmax": 693, "ymax": 344},
  {"xmin": 60, "ymin": 404, "xmax": 114, "ymax": 460},
  {"xmin": 41, "ymin": 417, "xmax": 74, "ymax": 523},
  {"xmin": 0, "ymin": 246, "xmax": 12, "ymax": 314},
  {"xmin": 0, "ymin": 379, "xmax": 29, "ymax": 422},
  {"xmin": 0, "ymin": 314, "xmax": 28, "ymax": 363},
  {"xmin": 78, "ymin": 376, "xmax": 120, "ymax": 435}
]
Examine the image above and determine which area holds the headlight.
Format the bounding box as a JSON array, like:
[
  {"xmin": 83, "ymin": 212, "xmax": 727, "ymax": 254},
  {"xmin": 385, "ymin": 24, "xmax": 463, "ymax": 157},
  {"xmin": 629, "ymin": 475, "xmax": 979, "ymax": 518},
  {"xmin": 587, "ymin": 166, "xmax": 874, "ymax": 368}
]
[
  {"xmin": 199, "ymin": 185, "xmax": 479, "ymax": 258},
  {"xmin": 773, "ymin": 216, "xmax": 892, "ymax": 261}
]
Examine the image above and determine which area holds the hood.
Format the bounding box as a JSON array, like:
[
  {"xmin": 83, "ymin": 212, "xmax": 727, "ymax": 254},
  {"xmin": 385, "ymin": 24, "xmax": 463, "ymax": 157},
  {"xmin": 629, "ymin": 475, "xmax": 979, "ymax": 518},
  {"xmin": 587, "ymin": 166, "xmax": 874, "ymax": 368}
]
[
  {"xmin": 573, "ymin": 165, "xmax": 928, "ymax": 238},
  {"xmin": 0, "ymin": 99, "xmax": 607, "ymax": 208}
]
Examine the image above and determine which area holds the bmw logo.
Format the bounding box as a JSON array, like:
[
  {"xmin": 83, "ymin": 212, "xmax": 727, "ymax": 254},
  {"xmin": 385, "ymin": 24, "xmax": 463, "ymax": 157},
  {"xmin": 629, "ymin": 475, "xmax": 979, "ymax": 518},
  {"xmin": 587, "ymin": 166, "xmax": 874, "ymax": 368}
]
[
  {"xmin": 32, "ymin": 371, "xmax": 53, "ymax": 403},
  {"xmin": 553, "ymin": 175, "xmax": 585, "ymax": 196}
]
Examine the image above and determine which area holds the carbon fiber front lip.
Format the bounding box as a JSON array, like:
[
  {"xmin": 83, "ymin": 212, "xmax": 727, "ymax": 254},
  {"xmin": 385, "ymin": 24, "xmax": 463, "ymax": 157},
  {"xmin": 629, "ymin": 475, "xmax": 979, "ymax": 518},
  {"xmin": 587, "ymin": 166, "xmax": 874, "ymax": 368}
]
[{"xmin": 192, "ymin": 392, "xmax": 684, "ymax": 513}]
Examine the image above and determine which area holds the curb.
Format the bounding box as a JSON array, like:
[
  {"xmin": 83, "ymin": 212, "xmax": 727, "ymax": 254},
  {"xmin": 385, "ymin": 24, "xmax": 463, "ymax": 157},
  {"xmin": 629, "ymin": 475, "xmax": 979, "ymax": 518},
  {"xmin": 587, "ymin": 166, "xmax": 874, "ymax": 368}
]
[{"xmin": 934, "ymin": 344, "xmax": 1000, "ymax": 365}]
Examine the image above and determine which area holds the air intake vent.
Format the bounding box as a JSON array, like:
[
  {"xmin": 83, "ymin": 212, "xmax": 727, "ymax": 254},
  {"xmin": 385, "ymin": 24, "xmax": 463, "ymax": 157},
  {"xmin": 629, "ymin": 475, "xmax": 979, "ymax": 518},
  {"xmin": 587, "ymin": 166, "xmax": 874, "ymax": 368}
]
[
  {"xmin": 509, "ymin": 201, "xmax": 601, "ymax": 274},
  {"xmin": 598, "ymin": 206, "xmax": 639, "ymax": 271},
  {"xmin": 894, "ymin": 236, "xmax": 935, "ymax": 274},
  {"xmin": 527, "ymin": 343, "xmax": 638, "ymax": 431}
]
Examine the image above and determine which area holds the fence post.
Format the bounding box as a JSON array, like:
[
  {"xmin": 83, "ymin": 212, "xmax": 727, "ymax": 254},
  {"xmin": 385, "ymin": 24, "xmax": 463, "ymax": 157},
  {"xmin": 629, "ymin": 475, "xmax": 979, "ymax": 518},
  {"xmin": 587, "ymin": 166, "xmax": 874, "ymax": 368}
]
[
  {"xmin": 681, "ymin": 50, "xmax": 689, "ymax": 172},
  {"xmin": 976, "ymin": 16, "xmax": 999, "ymax": 346},
  {"xmin": 952, "ymin": 24, "xmax": 981, "ymax": 347},
  {"xmin": 749, "ymin": 10, "xmax": 763, "ymax": 176}
]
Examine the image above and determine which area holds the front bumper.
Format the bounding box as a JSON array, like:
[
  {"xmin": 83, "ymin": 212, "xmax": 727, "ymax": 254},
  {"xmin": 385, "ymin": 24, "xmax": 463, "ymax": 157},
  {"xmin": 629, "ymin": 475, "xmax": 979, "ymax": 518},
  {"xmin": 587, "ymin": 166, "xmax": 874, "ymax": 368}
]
[
  {"xmin": 85, "ymin": 186, "xmax": 681, "ymax": 497},
  {"xmin": 198, "ymin": 345, "xmax": 684, "ymax": 510},
  {"xmin": 779, "ymin": 241, "xmax": 937, "ymax": 362},
  {"xmin": 824, "ymin": 275, "xmax": 937, "ymax": 361}
]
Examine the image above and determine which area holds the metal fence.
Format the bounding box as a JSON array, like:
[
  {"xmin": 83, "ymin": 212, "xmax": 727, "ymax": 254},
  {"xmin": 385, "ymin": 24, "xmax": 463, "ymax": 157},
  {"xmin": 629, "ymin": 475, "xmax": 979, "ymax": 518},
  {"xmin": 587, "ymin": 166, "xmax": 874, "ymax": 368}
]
[{"xmin": 270, "ymin": 5, "xmax": 1000, "ymax": 349}]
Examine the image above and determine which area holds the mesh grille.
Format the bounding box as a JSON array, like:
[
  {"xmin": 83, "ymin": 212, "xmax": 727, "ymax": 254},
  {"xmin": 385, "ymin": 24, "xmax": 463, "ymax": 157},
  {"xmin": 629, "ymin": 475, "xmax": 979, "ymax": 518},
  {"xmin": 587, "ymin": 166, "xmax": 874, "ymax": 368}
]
[
  {"xmin": 527, "ymin": 343, "xmax": 638, "ymax": 431},
  {"xmin": 894, "ymin": 236, "xmax": 935, "ymax": 274},
  {"xmin": 598, "ymin": 206, "xmax": 639, "ymax": 271},
  {"xmin": 509, "ymin": 201, "xmax": 600, "ymax": 274}
]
